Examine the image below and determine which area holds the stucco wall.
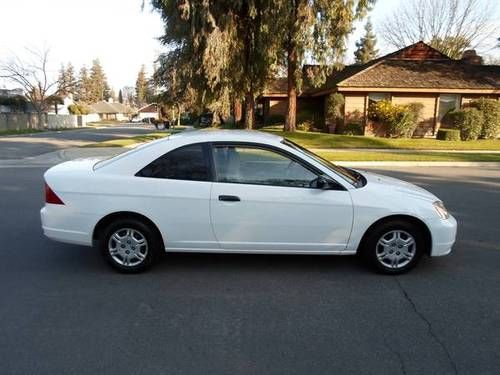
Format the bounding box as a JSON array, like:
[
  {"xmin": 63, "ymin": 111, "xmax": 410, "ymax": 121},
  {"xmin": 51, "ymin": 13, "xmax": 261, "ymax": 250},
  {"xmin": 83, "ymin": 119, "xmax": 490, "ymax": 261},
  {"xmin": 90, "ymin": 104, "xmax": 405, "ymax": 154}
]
[
  {"xmin": 0, "ymin": 113, "xmax": 46, "ymax": 130},
  {"xmin": 47, "ymin": 114, "xmax": 78, "ymax": 129},
  {"xmin": 268, "ymin": 99, "xmax": 287, "ymax": 117}
]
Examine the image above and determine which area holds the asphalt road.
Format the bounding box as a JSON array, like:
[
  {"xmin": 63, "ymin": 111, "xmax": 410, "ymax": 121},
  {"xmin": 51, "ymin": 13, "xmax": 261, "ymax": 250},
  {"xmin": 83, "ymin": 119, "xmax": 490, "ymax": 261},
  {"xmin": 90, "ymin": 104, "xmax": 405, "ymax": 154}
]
[
  {"xmin": 0, "ymin": 124, "xmax": 156, "ymax": 160},
  {"xmin": 0, "ymin": 165, "xmax": 499, "ymax": 375}
]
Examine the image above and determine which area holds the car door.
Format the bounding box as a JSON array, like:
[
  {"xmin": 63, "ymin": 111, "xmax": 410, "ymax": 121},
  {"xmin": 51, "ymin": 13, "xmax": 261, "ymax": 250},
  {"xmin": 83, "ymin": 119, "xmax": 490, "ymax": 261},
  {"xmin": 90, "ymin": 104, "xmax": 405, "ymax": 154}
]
[
  {"xmin": 134, "ymin": 142, "xmax": 218, "ymax": 251},
  {"xmin": 209, "ymin": 143, "xmax": 353, "ymax": 253}
]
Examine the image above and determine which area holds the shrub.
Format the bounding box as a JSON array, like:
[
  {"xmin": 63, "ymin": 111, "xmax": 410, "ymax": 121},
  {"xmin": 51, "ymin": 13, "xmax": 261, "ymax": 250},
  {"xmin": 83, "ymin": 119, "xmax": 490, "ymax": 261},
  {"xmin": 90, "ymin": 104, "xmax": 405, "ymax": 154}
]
[
  {"xmin": 296, "ymin": 120, "xmax": 315, "ymax": 132},
  {"xmin": 469, "ymin": 98, "xmax": 500, "ymax": 139},
  {"xmin": 265, "ymin": 114, "xmax": 285, "ymax": 126},
  {"xmin": 436, "ymin": 128, "xmax": 461, "ymax": 141},
  {"xmin": 68, "ymin": 103, "xmax": 91, "ymax": 115},
  {"xmin": 441, "ymin": 109, "xmax": 463, "ymax": 128},
  {"xmin": 339, "ymin": 122, "xmax": 364, "ymax": 135},
  {"xmin": 449, "ymin": 108, "xmax": 483, "ymax": 141},
  {"xmin": 368, "ymin": 100, "xmax": 423, "ymax": 138}
]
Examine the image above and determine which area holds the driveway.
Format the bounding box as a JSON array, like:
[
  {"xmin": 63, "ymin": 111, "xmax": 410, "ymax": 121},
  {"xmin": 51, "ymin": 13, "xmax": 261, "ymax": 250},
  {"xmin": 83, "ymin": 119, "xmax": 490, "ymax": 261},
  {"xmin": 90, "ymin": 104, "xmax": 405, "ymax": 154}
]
[
  {"xmin": 0, "ymin": 165, "xmax": 499, "ymax": 374},
  {"xmin": 0, "ymin": 124, "xmax": 156, "ymax": 160}
]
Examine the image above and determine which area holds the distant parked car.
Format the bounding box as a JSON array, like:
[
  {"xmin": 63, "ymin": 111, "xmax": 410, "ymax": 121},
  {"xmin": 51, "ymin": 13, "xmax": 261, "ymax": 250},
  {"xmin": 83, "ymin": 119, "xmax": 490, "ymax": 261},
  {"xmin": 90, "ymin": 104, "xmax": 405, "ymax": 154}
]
[
  {"xmin": 130, "ymin": 116, "xmax": 143, "ymax": 123},
  {"xmin": 41, "ymin": 130, "xmax": 457, "ymax": 274},
  {"xmin": 197, "ymin": 113, "xmax": 213, "ymax": 127}
]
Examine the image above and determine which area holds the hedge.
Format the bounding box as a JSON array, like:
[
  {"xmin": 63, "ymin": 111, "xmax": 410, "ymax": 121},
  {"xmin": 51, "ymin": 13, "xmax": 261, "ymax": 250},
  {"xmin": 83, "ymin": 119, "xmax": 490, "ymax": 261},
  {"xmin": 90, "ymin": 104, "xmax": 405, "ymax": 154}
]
[
  {"xmin": 469, "ymin": 98, "xmax": 500, "ymax": 139},
  {"xmin": 436, "ymin": 128, "xmax": 461, "ymax": 141}
]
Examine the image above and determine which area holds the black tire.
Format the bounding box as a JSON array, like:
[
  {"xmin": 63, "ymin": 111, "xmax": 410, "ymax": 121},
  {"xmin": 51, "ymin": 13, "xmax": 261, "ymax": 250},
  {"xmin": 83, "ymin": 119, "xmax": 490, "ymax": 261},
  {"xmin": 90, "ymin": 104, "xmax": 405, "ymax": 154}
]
[
  {"xmin": 360, "ymin": 220, "xmax": 426, "ymax": 275},
  {"xmin": 99, "ymin": 218, "xmax": 162, "ymax": 273}
]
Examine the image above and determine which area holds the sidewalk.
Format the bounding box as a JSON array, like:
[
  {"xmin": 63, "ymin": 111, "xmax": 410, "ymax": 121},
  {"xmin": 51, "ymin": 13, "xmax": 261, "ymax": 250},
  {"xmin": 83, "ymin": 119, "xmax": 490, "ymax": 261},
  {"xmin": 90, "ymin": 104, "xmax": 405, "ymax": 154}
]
[{"xmin": 310, "ymin": 148, "xmax": 500, "ymax": 154}]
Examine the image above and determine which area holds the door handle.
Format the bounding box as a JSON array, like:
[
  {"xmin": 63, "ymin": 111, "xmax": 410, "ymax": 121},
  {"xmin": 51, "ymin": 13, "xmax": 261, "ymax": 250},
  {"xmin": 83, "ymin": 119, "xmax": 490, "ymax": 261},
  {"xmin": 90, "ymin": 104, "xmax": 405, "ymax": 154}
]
[{"xmin": 218, "ymin": 195, "xmax": 240, "ymax": 202}]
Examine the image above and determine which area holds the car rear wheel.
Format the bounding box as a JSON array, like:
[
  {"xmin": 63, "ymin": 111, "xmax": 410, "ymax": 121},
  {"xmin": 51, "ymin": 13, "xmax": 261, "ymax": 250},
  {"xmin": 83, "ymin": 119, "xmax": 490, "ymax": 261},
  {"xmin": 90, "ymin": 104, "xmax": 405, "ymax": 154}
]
[
  {"xmin": 361, "ymin": 220, "xmax": 425, "ymax": 274},
  {"xmin": 99, "ymin": 218, "xmax": 160, "ymax": 273}
]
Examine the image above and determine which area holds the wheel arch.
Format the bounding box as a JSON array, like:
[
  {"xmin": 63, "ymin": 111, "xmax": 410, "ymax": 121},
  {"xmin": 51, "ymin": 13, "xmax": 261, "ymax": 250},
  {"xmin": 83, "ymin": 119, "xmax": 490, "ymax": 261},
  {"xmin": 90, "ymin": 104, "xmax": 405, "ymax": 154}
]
[
  {"xmin": 92, "ymin": 211, "xmax": 165, "ymax": 250},
  {"xmin": 358, "ymin": 214, "xmax": 432, "ymax": 256}
]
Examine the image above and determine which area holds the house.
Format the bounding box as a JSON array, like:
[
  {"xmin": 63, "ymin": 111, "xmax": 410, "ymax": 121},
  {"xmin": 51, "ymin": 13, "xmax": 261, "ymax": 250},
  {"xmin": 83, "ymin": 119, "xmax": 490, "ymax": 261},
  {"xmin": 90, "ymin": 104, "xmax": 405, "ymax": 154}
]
[
  {"xmin": 0, "ymin": 88, "xmax": 31, "ymax": 113},
  {"xmin": 89, "ymin": 101, "xmax": 133, "ymax": 121},
  {"xmin": 259, "ymin": 41, "xmax": 500, "ymax": 137},
  {"xmin": 136, "ymin": 103, "xmax": 159, "ymax": 120}
]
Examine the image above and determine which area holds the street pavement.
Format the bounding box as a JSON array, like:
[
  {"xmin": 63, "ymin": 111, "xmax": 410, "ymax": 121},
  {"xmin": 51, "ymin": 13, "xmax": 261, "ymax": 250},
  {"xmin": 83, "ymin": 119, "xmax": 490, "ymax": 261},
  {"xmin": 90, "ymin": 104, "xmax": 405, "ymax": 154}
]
[
  {"xmin": 0, "ymin": 124, "xmax": 155, "ymax": 160},
  {"xmin": 0, "ymin": 162, "xmax": 499, "ymax": 374}
]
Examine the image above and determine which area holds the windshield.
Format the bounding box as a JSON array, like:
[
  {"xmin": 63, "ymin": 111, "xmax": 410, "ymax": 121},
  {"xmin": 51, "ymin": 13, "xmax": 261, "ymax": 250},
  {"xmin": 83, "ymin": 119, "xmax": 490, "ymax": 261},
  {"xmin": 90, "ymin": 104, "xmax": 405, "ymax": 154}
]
[{"xmin": 281, "ymin": 139, "xmax": 362, "ymax": 186}]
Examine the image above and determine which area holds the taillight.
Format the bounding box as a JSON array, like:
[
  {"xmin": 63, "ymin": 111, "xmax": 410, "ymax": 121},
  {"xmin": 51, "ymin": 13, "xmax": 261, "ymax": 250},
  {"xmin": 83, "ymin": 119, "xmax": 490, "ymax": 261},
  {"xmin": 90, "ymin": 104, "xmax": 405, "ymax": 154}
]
[{"xmin": 45, "ymin": 183, "xmax": 64, "ymax": 205}]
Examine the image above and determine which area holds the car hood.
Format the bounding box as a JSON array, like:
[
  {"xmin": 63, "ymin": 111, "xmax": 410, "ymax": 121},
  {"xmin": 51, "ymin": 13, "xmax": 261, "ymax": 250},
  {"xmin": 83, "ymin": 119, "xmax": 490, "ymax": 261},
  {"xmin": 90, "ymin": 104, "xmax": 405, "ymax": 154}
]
[{"xmin": 358, "ymin": 170, "xmax": 438, "ymax": 202}]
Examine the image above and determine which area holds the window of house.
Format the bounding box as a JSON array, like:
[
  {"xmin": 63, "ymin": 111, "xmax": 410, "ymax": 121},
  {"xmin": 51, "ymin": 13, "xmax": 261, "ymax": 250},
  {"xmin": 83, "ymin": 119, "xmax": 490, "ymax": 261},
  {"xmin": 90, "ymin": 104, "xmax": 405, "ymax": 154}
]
[
  {"xmin": 136, "ymin": 143, "xmax": 210, "ymax": 181},
  {"xmin": 213, "ymin": 145, "xmax": 318, "ymax": 188},
  {"xmin": 368, "ymin": 92, "xmax": 390, "ymax": 106},
  {"xmin": 438, "ymin": 94, "xmax": 461, "ymax": 121}
]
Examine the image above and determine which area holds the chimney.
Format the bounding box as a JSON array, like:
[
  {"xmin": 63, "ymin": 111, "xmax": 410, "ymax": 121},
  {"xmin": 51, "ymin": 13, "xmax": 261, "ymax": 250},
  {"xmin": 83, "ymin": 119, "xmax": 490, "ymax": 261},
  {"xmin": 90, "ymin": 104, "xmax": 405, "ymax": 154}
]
[{"xmin": 461, "ymin": 50, "xmax": 483, "ymax": 65}]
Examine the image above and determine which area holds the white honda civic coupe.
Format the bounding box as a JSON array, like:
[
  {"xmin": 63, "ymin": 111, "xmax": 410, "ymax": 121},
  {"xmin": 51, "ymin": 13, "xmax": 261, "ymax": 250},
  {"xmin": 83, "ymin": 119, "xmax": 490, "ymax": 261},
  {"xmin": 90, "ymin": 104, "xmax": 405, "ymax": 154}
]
[{"xmin": 41, "ymin": 130, "xmax": 457, "ymax": 274}]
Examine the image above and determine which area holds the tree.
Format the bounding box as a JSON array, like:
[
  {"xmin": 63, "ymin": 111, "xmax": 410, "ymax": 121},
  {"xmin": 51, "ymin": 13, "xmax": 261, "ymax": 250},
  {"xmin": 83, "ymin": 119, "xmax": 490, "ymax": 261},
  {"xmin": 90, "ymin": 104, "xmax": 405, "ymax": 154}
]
[
  {"xmin": 75, "ymin": 66, "xmax": 92, "ymax": 103},
  {"xmin": 135, "ymin": 65, "xmax": 151, "ymax": 107},
  {"xmin": 57, "ymin": 62, "xmax": 77, "ymax": 97},
  {"xmin": 118, "ymin": 89, "xmax": 124, "ymax": 104},
  {"xmin": 280, "ymin": 0, "xmax": 374, "ymax": 131},
  {"xmin": 354, "ymin": 19, "xmax": 378, "ymax": 64},
  {"xmin": 121, "ymin": 86, "xmax": 135, "ymax": 106},
  {"xmin": 0, "ymin": 47, "xmax": 67, "ymax": 115},
  {"xmin": 150, "ymin": 0, "xmax": 281, "ymax": 129},
  {"xmin": 88, "ymin": 59, "xmax": 110, "ymax": 102},
  {"xmin": 379, "ymin": 0, "xmax": 497, "ymax": 58}
]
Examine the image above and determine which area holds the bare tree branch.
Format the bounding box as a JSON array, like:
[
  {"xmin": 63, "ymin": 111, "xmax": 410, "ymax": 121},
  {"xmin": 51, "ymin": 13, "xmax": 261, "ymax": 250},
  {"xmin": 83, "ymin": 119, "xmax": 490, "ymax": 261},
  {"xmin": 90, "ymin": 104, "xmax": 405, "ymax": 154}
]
[
  {"xmin": 0, "ymin": 47, "xmax": 63, "ymax": 113},
  {"xmin": 378, "ymin": 0, "xmax": 498, "ymax": 58}
]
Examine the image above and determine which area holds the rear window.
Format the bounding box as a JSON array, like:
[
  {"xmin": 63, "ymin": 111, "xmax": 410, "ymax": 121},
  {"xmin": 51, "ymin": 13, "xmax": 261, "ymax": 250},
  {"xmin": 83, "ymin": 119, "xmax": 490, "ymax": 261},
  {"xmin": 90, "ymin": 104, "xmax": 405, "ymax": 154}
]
[{"xmin": 135, "ymin": 143, "xmax": 210, "ymax": 181}]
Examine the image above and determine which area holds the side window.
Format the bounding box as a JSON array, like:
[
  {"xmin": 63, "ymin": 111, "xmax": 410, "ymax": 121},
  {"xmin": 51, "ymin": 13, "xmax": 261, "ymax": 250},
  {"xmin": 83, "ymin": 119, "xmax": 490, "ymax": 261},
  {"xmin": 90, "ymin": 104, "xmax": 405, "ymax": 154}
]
[
  {"xmin": 213, "ymin": 145, "xmax": 318, "ymax": 188},
  {"xmin": 136, "ymin": 143, "xmax": 210, "ymax": 181}
]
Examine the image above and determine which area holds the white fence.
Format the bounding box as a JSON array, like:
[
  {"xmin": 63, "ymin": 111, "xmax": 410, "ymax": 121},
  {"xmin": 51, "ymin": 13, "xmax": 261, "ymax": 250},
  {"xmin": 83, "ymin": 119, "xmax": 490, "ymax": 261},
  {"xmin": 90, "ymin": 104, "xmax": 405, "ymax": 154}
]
[{"xmin": 0, "ymin": 113, "xmax": 101, "ymax": 131}]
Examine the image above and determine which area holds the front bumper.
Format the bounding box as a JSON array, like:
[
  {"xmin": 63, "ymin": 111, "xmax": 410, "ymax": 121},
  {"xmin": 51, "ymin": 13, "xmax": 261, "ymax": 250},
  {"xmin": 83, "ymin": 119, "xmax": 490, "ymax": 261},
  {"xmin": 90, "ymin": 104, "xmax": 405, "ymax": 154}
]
[{"xmin": 427, "ymin": 214, "xmax": 457, "ymax": 257}]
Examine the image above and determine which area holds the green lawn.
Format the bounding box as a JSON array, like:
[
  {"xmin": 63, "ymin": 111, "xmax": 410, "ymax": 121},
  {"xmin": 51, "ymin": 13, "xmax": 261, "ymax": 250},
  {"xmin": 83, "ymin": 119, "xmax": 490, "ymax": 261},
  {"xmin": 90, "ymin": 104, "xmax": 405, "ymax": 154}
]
[
  {"xmin": 318, "ymin": 150, "xmax": 500, "ymax": 162},
  {"xmin": 0, "ymin": 128, "xmax": 45, "ymax": 136},
  {"xmin": 80, "ymin": 129, "xmax": 500, "ymax": 162},
  {"xmin": 265, "ymin": 129, "xmax": 500, "ymax": 150}
]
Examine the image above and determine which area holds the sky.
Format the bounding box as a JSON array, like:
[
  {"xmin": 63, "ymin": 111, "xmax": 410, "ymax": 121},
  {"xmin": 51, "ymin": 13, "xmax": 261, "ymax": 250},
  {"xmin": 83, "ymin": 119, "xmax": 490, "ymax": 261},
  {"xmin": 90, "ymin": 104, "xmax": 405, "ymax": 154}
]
[{"xmin": 0, "ymin": 0, "xmax": 498, "ymax": 92}]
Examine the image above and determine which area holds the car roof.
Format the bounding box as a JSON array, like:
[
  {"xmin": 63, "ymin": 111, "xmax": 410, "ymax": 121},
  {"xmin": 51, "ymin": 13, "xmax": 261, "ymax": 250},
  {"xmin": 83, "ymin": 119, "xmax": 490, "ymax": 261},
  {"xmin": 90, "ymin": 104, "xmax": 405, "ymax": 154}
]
[{"xmin": 167, "ymin": 129, "xmax": 284, "ymax": 144}]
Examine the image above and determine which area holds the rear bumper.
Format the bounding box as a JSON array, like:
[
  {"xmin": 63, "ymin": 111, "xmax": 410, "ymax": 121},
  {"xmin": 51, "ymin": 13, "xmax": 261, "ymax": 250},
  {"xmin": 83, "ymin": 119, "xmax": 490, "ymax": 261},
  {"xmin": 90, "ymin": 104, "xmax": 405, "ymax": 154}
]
[
  {"xmin": 40, "ymin": 206, "xmax": 93, "ymax": 246},
  {"xmin": 427, "ymin": 214, "xmax": 457, "ymax": 257}
]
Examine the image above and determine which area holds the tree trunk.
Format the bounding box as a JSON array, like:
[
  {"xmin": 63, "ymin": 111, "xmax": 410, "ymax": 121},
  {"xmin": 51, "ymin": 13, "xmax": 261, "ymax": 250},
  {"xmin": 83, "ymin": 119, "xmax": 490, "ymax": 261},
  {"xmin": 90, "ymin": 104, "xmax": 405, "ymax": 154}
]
[
  {"xmin": 244, "ymin": 93, "xmax": 255, "ymax": 130},
  {"xmin": 285, "ymin": 41, "xmax": 297, "ymax": 132},
  {"xmin": 234, "ymin": 100, "xmax": 242, "ymax": 123},
  {"xmin": 176, "ymin": 104, "xmax": 181, "ymax": 127}
]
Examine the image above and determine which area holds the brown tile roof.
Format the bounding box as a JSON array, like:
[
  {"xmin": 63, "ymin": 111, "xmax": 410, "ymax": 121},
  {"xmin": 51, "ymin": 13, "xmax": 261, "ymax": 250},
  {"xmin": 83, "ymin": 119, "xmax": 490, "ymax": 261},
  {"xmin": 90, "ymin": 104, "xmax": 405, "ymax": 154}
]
[
  {"xmin": 138, "ymin": 103, "xmax": 158, "ymax": 113},
  {"xmin": 261, "ymin": 41, "xmax": 499, "ymax": 96},
  {"xmin": 338, "ymin": 60, "xmax": 500, "ymax": 90},
  {"xmin": 90, "ymin": 101, "xmax": 132, "ymax": 114}
]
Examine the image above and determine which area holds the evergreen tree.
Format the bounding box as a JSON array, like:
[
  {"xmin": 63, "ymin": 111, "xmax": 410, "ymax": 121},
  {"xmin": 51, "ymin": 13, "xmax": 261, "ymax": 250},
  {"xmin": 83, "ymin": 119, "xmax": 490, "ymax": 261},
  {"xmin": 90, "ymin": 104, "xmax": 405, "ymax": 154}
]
[
  {"xmin": 150, "ymin": 0, "xmax": 282, "ymax": 129},
  {"xmin": 354, "ymin": 20, "xmax": 379, "ymax": 64},
  {"xmin": 118, "ymin": 89, "xmax": 124, "ymax": 104},
  {"xmin": 57, "ymin": 63, "xmax": 77, "ymax": 97},
  {"xmin": 135, "ymin": 65, "xmax": 149, "ymax": 107},
  {"xmin": 76, "ymin": 66, "xmax": 92, "ymax": 103},
  {"xmin": 89, "ymin": 59, "xmax": 110, "ymax": 102},
  {"xmin": 280, "ymin": 0, "xmax": 374, "ymax": 131}
]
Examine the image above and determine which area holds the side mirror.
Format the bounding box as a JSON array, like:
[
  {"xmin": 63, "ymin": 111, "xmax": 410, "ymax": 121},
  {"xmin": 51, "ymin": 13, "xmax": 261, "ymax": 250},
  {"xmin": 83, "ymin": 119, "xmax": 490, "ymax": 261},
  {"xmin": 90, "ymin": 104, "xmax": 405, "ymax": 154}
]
[{"xmin": 313, "ymin": 175, "xmax": 337, "ymax": 190}]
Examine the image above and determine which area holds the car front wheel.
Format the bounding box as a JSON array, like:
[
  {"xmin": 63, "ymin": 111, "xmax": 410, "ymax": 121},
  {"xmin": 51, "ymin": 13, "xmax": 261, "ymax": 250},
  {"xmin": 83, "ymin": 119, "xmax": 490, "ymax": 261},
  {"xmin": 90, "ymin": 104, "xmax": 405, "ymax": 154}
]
[
  {"xmin": 361, "ymin": 220, "xmax": 425, "ymax": 274},
  {"xmin": 99, "ymin": 219, "xmax": 160, "ymax": 273}
]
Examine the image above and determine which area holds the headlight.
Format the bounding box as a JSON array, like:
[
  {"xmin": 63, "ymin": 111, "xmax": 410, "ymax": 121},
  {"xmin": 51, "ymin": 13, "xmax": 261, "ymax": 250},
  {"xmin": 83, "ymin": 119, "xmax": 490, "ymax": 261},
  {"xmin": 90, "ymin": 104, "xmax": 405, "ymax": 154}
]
[{"xmin": 433, "ymin": 201, "xmax": 449, "ymax": 219}]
